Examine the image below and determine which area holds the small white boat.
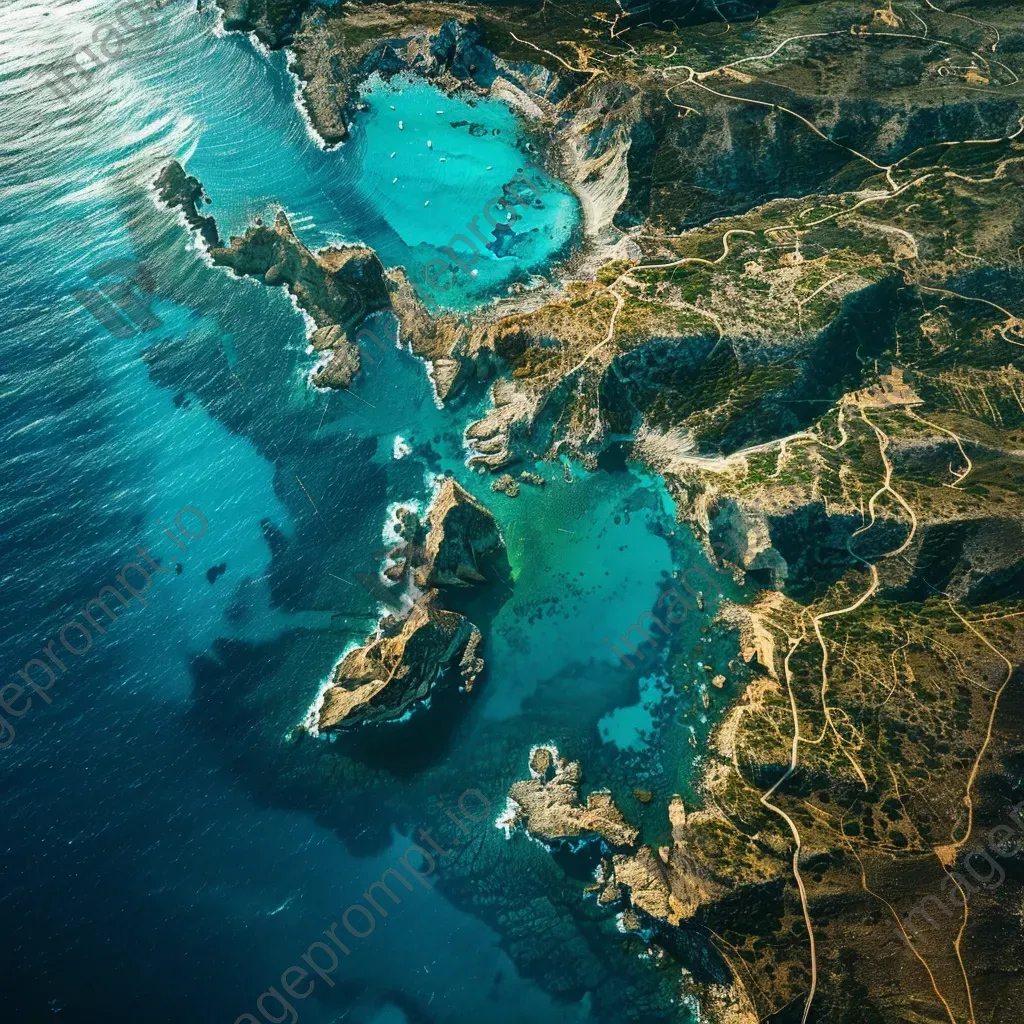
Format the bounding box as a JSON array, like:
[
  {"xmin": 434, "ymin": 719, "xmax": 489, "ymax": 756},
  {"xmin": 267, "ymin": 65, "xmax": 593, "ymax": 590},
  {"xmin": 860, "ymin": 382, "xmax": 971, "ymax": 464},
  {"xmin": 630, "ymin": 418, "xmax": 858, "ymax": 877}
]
[
  {"xmin": 398, "ymin": 120, "xmax": 404, "ymax": 130},
  {"xmin": 470, "ymin": 269, "xmax": 479, "ymax": 278},
  {"xmin": 486, "ymin": 165, "xmax": 492, "ymax": 170},
  {"xmin": 426, "ymin": 140, "xmax": 433, "ymax": 149},
  {"xmin": 392, "ymin": 177, "xmax": 398, "ymax": 183},
  {"xmin": 436, "ymin": 110, "xmax": 443, "ymax": 114},
  {"xmin": 439, "ymin": 157, "xmax": 446, "ymax": 162},
  {"xmin": 389, "ymin": 105, "xmax": 396, "ymax": 110},
  {"xmin": 389, "ymin": 151, "xmax": 396, "ymax": 158},
  {"xmin": 424, "ymin": 200, "xmax": 430, "ymax": 207}
]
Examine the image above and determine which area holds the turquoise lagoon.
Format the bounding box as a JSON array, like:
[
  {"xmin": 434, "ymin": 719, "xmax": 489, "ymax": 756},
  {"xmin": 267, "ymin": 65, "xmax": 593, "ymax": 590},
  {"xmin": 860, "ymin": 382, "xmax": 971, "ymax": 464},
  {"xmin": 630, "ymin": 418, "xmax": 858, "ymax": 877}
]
[
  {"xmin": 0, "ymin": 4, "xmax": 735, "ymax": 1023},
  {"xmin": 348, "ymin": 73, "xmax": 579, "ymax": 306}
]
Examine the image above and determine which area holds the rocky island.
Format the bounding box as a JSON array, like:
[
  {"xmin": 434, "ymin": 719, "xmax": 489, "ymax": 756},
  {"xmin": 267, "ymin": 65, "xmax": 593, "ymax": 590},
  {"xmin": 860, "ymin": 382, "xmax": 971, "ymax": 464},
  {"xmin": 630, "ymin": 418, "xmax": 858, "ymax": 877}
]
[
  {"xmin": 154, "ymin": 160, "xmax": 221, "ymax": 248},
  {"xmin": 209, "ymin": 209, "xmax": 392, "ymax": 389},
  {"xmin": 502, "ymin": 746, "xmax": 640, "ymax": 848},
  {"xmin": 315, "ymin": 589, "xmax": 483, "ymax": 729},
  {"xmin": 310, "ymin": 478, "xmax": 503, "ymax": 733}
]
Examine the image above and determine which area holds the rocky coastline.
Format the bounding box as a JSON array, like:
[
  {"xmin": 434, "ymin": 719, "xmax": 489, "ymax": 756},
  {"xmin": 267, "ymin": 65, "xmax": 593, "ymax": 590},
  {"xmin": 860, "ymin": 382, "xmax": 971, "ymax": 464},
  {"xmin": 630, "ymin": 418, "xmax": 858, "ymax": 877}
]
[
  {"xmin": 192, "ymin": 3, "xmax": 1024, "ymax": 1020},
  {"xmin": 154, "ymin": 160, "xmax": 221, "ymax": 249}
]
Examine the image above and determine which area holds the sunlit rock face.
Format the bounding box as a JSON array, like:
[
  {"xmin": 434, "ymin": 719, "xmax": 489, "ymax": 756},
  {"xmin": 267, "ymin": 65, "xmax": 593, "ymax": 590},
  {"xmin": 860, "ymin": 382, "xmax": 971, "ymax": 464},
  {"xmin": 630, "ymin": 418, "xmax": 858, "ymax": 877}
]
[{"xmin": 314, "ymin": 477, "xmax": 503, "ymax": 732}]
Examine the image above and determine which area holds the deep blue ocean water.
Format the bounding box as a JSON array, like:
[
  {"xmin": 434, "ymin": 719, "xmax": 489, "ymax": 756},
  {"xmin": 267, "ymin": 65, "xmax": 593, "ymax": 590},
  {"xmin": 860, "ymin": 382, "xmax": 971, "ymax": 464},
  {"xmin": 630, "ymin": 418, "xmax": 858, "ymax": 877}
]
[{"xmin": 0, "ymin": 4, "xmax": 737, "ymax": 1022}]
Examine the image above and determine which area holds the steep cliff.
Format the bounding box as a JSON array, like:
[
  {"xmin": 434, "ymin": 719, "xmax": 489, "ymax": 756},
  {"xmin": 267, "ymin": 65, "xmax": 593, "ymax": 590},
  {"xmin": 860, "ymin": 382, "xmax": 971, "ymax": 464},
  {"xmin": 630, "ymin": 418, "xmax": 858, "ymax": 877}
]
[{"xmin": 316, "ymin": 590, "xmax": 481, "ymax": 729}]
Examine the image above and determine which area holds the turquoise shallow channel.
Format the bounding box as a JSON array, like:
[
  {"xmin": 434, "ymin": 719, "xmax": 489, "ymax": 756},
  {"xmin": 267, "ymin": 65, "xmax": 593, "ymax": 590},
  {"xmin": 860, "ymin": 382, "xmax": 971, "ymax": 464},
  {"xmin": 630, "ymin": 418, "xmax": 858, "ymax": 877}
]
[{"xmin": 0, "ymin": 4, "xmax": 731, "ymax": 1023}]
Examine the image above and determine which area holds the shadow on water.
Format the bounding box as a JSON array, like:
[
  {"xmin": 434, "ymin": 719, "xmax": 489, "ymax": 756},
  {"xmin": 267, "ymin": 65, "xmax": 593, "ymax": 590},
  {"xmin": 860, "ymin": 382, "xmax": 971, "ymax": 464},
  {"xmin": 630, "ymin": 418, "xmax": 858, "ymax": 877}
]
[{"xmin": 325, "ymin": 674, "xmax": 482, "ymax": 776}]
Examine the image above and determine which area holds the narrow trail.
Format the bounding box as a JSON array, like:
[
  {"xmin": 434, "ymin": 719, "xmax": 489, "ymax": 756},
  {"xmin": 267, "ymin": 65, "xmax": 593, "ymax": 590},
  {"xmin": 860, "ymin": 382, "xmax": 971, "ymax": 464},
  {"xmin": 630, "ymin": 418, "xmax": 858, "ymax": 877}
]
[
  {"xmin": 560, "ymin": 227, "xmax": 755, "ymax": 382},
  {"xmin": 917, "ymin": 284, "xmax": 1024, "ymax": 347},
  {"xmin": 508, "ymin": 31, "xmax": 603, "ymax": 85},
  {"xmin": 763, "ymin": 174, "xmax": 931, "ymax": 245},
  {"xmin": 904, "ymin": 406, "xmax": 973, "ymax": 487},
  {"xmin": 945, "ymin": 604, "xmax": 1015, "ymax": 855},
  {"xmin": 876, "ymin": 562, "xmax": 1017, "ymax": 1024},
  {"xmin": 811, "ymin": 406, "xmax": 918, "ymax": 788},
  {"xmin": 759, "ymin": 635, "xmax": 819, "ymax": 1024},
  {"xmin": 923, "ymin": 0, "xmax": 1000, "ymax": 54},
  {"xmin": 561, "ymin": 290, "xmax": 625, "ymax": 379},
  {"xmin": 630, "ymin": 227, "xmax": 756, "ymax": 274},
  {"xmin": 940, "ymin": 603, "xmax": 1015, "ymax": 1024},
  {"xmin": 668, "ymin": 64, "xmax": 893, "ymax": 181},
  {"xmin": 658, "ymin": 21, "xmax": 1022, "ymax": 194},
  {"xmin": 848, "ymin": 843, "xmax": 961, "ymax": 1024},
  {"xmin": 799, "ymin": 404, "xmax": 986, "ymax": 1024}
]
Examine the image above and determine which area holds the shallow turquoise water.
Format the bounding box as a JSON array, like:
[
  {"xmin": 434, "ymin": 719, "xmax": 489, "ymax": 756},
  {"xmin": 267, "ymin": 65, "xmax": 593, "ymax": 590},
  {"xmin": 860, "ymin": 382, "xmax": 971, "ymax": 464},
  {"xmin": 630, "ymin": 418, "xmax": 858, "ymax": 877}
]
[
  {"xmin": 599, "ymin": 672, "xmax": 674, "ymax": 752},
  {"xmin": 351, "ymin": 74, "xmax": 579, "ymax": 305},
  {"xmin": 136, "ymin": 29, "xmax": 579, "ymax": 311}
]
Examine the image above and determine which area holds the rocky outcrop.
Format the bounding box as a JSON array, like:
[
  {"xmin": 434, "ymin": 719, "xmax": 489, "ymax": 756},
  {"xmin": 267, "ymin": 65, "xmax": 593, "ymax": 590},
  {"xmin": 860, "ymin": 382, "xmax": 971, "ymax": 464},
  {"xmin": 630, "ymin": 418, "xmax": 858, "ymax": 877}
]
[
  {"xmin": 554, "ymin": 80, "xmax": 640, "ymax": 245},
  {"xmin": 212, "ymin": 211, "xmax": 390, "ymax": 330},
  {"xmin": 155, "ymin": 164, "xmax": 393, "ymax": 393},
  {"xmin": 316, "ymin": 590, "xmax": 475, "ymax": 730},
  {"xmin": 503, "ymin": 746, "xmax": 639, "ymax": 847},
  {"xmin": 503, "ymin": 748, "xmax": 766, "ymax": 1019},
  {"xmin": 308, "ymin": 325, "xmax": 361, "ymax": 389},
  {"xmin": 210, "ymin": 211, "xmax": 391, "ymax": 388},
  {"xmin": 491, "ymin": 473, "xmax": 519, "ymax": 497},
  {"xmin": 458, "ymin": 625, "xmax": 484, "ymax": 691},
  {"xmin": 154, "ymin": 161, "xmax": 221, "ymax": 248},
  {"xmin": 414, "ymin": 477, "xmax": 504, "ymax": 588},
  {"xmin": 598, "ymin": 796, "xmax": 725, "ymax": 927},
  {"xmin": 706, "ymin": 495, "xmax": 789, "ymax": 586},
  {"xmin": 313, "ymin": 477, "xmax": 505, "ymax": 732},
  {"xmin": 214, "ymin": 0, "xmax": 311, "ymax": 49},
  {"xmin": 505, "ymin": 753, "xmax": 738, "ymax": 929},
  {"xmin": 464, "ymin": 378, "xmax": 542, "ymax": 469}
]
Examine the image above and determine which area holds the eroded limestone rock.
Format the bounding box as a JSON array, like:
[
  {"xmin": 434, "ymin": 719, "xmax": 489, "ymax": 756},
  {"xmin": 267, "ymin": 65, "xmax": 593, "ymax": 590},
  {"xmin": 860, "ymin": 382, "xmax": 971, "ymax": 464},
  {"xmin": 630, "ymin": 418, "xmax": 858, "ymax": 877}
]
[
  {"xmin": 211, "ymin": 211, "xmax": 392, "ymax": 390},
  {"xmin": 312, "ymin": 477, "xmax": 505, "ymax": 732},
  {"xmin": 504, "ymin": 746, "xmax": 639, "ymax": 847},
  {"xmin": 154, "ymin": 161, "xmax": 221, "ymax": 248},
  {"xmin": 491, "ymin": 473, "xmax": 520, "ymax": 497},
  {"xmin": 415, "ymin": 477, "xmax": 504, "ymax": 588},
  {"xmin": 316, "ymin": 590, "xmax": 475, "ymax": 729}
]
